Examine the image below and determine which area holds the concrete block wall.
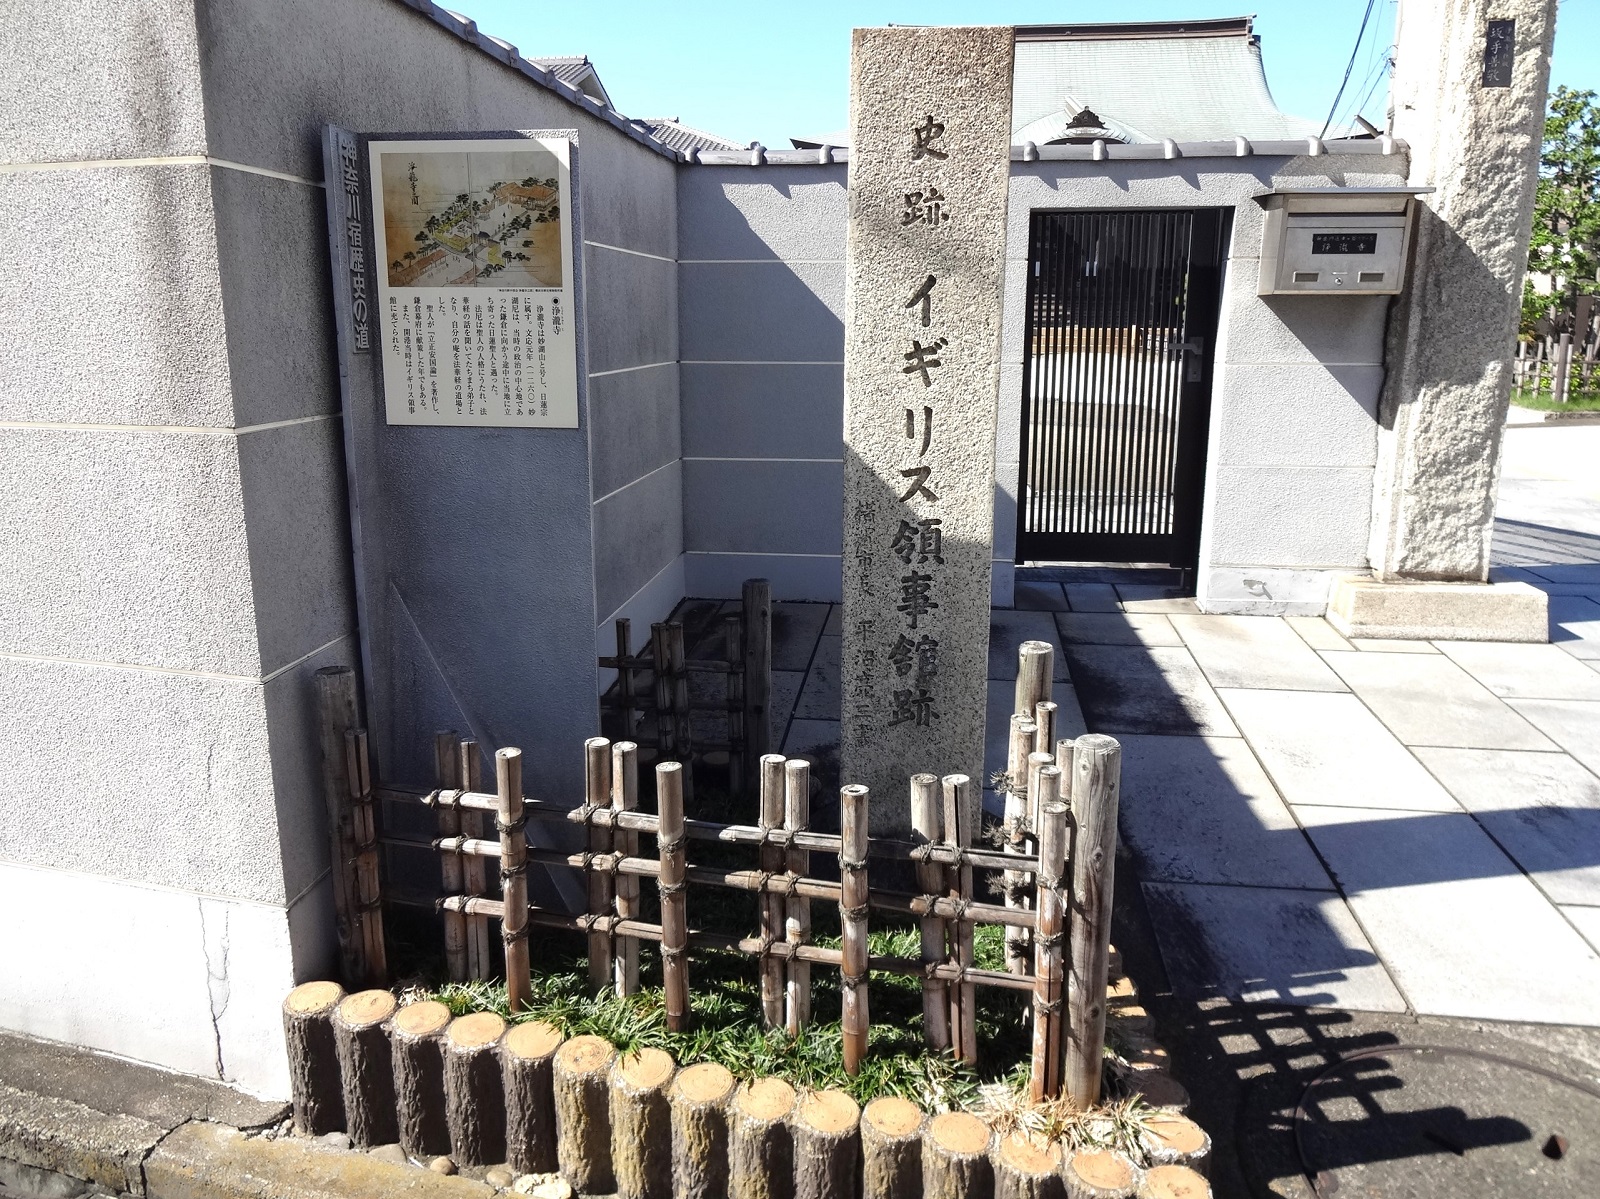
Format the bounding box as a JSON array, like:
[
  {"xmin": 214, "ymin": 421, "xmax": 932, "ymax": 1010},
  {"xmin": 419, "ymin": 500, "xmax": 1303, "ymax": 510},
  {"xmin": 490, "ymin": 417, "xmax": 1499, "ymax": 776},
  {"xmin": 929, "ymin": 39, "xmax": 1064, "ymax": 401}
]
[{"xmin": 677, "ymin": 164, "xmax": 848, "ymax": 601}]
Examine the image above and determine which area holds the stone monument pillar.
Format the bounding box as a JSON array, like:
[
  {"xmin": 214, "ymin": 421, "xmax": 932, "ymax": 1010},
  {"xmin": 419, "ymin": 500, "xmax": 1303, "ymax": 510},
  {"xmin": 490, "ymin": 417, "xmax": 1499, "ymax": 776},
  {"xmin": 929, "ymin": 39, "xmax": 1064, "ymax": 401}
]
[{"xmin": 839, "ymin": 26, "xmax": 1015, "ymax": 831}]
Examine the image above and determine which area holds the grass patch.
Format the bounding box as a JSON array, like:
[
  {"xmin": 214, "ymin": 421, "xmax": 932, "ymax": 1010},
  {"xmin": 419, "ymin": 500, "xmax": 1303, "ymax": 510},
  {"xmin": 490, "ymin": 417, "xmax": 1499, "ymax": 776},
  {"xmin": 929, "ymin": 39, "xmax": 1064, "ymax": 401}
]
[{"xmin": 1511, "ymin": 388, "xmax": 1600, "ymax": 412}]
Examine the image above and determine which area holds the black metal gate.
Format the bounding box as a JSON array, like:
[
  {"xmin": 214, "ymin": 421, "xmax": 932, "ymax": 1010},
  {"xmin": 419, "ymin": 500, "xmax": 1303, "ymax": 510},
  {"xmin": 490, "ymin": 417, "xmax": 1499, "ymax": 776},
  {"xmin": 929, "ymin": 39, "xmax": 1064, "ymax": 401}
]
[{"xmin": 1017, "ymin": 208, "xmax": 1228, "ymax": 566}]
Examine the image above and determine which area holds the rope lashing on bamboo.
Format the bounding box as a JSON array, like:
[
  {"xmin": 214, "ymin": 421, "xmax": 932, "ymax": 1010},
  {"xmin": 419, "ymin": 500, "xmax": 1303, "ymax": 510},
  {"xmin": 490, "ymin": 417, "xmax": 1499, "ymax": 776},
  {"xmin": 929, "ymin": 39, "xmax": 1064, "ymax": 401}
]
[
  {"xmin": 658, "ymin": 833, "xmax": 686, "ymax": 857},
  {"xmin": 503, "ymin": 923, "xmax": 531, "ymax": 943}
]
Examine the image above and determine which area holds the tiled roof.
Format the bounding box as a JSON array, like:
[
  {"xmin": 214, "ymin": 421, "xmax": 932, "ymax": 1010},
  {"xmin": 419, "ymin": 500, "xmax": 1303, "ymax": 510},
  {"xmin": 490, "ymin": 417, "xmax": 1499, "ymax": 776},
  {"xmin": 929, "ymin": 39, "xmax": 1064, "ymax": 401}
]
[
  {"xmin": 636, "ymin": 118, "xmax": 745, "ymax": 154},
  {"xmin": 528, "ymin": 54, "xmax": 612, "ymax": 107}
]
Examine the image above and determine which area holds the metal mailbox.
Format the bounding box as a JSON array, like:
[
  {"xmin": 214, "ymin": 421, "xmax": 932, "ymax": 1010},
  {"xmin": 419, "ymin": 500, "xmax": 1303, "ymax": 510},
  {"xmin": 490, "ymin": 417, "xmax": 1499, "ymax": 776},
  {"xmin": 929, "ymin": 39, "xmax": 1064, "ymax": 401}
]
[{"xmin": 1256, "ymin": 187, "xmax": 1429, "ymax": 296}]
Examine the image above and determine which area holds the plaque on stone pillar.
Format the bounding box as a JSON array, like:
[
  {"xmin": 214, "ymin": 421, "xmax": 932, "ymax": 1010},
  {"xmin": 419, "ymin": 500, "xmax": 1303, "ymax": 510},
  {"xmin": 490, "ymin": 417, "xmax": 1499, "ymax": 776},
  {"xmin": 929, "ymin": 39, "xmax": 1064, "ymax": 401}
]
[{"xmin": 839, "ymin": 26, "xmax": 1015, "ymax": 833}]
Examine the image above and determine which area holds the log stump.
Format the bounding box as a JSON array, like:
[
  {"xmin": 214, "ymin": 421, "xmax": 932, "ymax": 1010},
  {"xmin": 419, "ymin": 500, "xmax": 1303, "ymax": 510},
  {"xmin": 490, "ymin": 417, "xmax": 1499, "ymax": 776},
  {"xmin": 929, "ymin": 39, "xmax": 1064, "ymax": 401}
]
[
  {"xmin": 610, "ymin": 1047, "xmax": 676, "ymax": 1199},
  {"xmin": 390, "ymin": 999, "xmax": 451, "ymax": 1159},
  {"xmin": 333, "ymin": 990, "xmax": 399, "ymax": 1149},
  {"xmin": 730, "ymin": 1077, "xmax": 795, "ymax": 1199},
  {"xmin": 553, "ymin": 1034, "xmax": 617, "ymax": 1195},
  {"xmin": 1122, "ymin": 1072, "xmax": 1189, "ymax": 1113},
  {"xmin": 1135, "ymin": 1164, "xmax": 1210, "ymax": 1199},
  {"xmin": 282, "ymin": 981, "xmax": 345, "ymax": 1135},
  {"xmin": 792, "ymin": 1089, "xmax": 860, "ymax": 1199},
  {"xmin": 922, "ymin": 1112, "xmax": 993, "ymax": 1199},
  {"xmin": 1063, "ymin": 1150, "xmax": 1136, "ymax": 1199},
  {"xmin": 444, "ymin": 1012, "xmax": 507, "ymax": 1167},
  {"xmin": 993, "ymin": 1132, "xmax": 1063, "ymax": 1199},
  {"xmin": 860, "ymin": 1096, "xmax": 923, "ymax": 1199},
  {"xmin": 502, "ymin": 1020, "xmax": 563, "ymax": 1175},
  {"xmin": 669, "ymin": 1062, "xmax": 736, "ymax": 1199},
  {"xmin": 1140, "ymin": 1115, "xmax": 1210, "ymax": 1176}
]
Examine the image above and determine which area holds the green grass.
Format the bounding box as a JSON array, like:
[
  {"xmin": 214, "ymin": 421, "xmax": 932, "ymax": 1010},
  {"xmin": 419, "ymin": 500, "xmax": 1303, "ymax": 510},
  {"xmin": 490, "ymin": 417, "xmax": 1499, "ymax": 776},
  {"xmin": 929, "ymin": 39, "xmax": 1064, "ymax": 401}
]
[{"xmin": 1512, "ymin": 387, "xmax": 1600, "ymax": 411}]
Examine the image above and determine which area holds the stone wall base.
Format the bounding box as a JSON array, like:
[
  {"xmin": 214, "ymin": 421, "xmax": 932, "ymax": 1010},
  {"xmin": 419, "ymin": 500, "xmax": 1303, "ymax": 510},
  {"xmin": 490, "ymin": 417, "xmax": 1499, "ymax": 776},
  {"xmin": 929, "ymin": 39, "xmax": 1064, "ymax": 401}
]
[{"xmin": 1327, "ymin": 576, "xmax": 1549, "ymax": 642}]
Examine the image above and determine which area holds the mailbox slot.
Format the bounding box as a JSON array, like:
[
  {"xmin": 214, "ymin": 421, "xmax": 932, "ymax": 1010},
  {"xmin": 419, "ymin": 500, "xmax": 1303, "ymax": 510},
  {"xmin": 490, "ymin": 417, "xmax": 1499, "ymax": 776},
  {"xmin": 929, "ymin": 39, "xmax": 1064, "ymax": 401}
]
[{"xmin": 1256, "ymin": 188, "xmax": 1427, "ymax": 297}]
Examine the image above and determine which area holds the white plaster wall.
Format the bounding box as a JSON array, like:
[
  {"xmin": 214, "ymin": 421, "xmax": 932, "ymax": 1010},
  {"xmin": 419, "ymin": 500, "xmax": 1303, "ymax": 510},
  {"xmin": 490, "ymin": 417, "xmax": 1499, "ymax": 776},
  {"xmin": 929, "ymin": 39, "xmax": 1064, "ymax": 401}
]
[{"xmin": 997, "ymin": 154, "xmax": 1409, "ymax": 612}]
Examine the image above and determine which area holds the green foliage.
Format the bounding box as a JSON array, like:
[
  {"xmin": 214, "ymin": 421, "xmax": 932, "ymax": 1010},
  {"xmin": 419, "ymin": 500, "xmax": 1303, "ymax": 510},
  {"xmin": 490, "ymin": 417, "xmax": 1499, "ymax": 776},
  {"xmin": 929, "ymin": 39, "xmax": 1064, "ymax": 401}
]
[
  {"xmin": 1524, "ymin": 86, "xmax": 1600, "ymax": 337},
  {"xmin": 1510, "ymin": 388, "xmax": 1600, "ymax": 411}
]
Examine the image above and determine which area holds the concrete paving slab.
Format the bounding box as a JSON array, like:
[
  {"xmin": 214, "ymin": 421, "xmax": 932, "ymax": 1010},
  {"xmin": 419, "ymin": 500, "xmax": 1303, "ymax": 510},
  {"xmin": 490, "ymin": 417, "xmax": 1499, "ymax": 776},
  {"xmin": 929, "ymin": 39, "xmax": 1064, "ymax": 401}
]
[
  {"xmin": 792, "ymin": 633, "xmax": 840, "ymax": 719},
  {"xmin": 1531, "ymin": 563, "xmax": 1600, "ymax": 584},
  {"xmin": 1121, "ymin": 596, "xmax": 1202, "ymax": 614},
  {"xmin": 1115, "ymin": 584, "xmax": 1186, "ymax": 602},
  {"xmin": 1295, "ymin": 804, "xmax": 1600, "ymax": 1024},
  {"xmin": 1219, "ymin": 688, "xmax": 1460, "ymax": 812},
  {"xmin": 988, "ymin": 609, "xmax": 1069, "ymax": 682},
  {"xmin": 1063, "ymin": 583, "xmax": 1120, "ymax": 612},
  {"xmin": 1549, "ymin": 595, "xmax": 1600, "ymax": 651},
  {"xmin": 1349, "ymin": 638, "xmax": 1440, "ymax": 653},
  {"xmin": 1412, "ymin": 747, "xmax": 1600, "ymax": 906},
  {"xmin": 1506, "ymin": 699, "xmax": 1600, "ymax": 775},
  {"xmin": 1558, "ymin": 637, "xmax": 1600, "ymax": 661},
  {"xmin": 823, "ymin": 603, "xmax": 841, "ymax": 636},
  {"xmin": 1284, "ymin": 616, "xmax": 1352, "ymax": 651},
  {"xmin": 1116, "ymin": 734, "xmax": 1331, "ymax": 889},
  {"xmin": 1054, "ymin": 611, "xmax": 1182, "ymax": 647},
  {"xmin": 781, "ymin": 717, "xmax": 839, "ymax": 760},
  {"xmin": 1141, "ymin": 882, "xmax": 1406, "ymax": 1011},
  {"xmin": 1011, "ymin": 579, "xmax": 1068, "ymax": 610},
  {"xmin": 1531, "ymin": 582, "xmax": 1600, "ymax": 597},
  {"xmin": 1434, "ymin": 640, "xmax": 1600, "ymax": 700},
  {"xmin": 1171, "ymin": 614, "xmax": 1348, "ymax": 692},
  {"xmin": 1565, "ymin": 905, "xmax": 1600, "ymax": 954},
  {"xmin": 1319, "ymin": 650, "xmax": 1557, "ymax": 750},
  {"xmin": 1062, "ymin": 644, "xmax": 1238, "ymax": 737},
  {"xmin": 769, "ymin": 669, "xmax": 805, "ymax": 743},
  {"xmin": 771, "ymin": 601, "xmax": 831, "ymax": 672}
]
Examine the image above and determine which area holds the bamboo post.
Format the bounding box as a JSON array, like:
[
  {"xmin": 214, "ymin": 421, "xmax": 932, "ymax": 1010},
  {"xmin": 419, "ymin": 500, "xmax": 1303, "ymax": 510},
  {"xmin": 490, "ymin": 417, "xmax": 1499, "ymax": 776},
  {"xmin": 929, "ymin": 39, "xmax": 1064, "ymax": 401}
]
[
  {"xmin": 434, "ymin": 731, "xmax": 467, "ymax": 984},
  {"xmin": 314, "ymin": 667, "xmax": 365, "ymax": 986},
  {"xmin": 443, "ymin": 1012, "xmax": 507, "ymax": 1168},
  {"xmin": 743, "ymin": 578, "xmax": 773, "ymax": 778},
  {"xmin": 1063, "ymin": 1150, "xmax": 1137, "ymax": 1199},
  {"xmin": 1135, "ymin": 1166, "xmax": 1211, "ymax": 1199},
  {"xmin": 497, "ymin": 747, "xmax": 530, "ymax": 1013},
  {"xmin": 1140, "ymin": 1115, "xmax": 1211, "ymax": 1176},
  {"xmin": 344, "ymin": 729, "xmax": 387, "ymax": 987},
  {"xmin": 281, "ymin": 981, "xmax": 344, "ymax": 1135},
  {"xmin": 793, "ymin": 1090, "xmax": 861, "ymax": 1199},
  {"xmin": 670, "ymin": 1062, "xmax": 736, "ymax": 1199},
  {"xmin": 729, "ymin": 1077, "xmax": 795, "ymax": 1199},
  {"xmin": 668, "ymin": 623, "xmax": 694, "ymax": 800},
  {"xmin": 332, "ymin": 990, "xmax": 398, "ymax": 1149},
  {"xmin": 1004, "ymin": 714, "xmax": 1037, "ymax": 977},
  {"xmin": 554, "ymin": 1034, "xmax": 618, "ymax": 1196},
  {"xmin": 839, "ymin": 784, "xmax": 871, "ymax": 1075},
  {"xmin": 1030, "ymin": 770, "xmax": 1068, "ymax": 1102},
  {"xmin": 502, "ymin": 1020, "xmax": 563, "ymax": 1174},
  {"xmin": 943, "ymin": 774, "xmax": 978, "ymax": 1065},
  {"xmin": 457, "ymin": 738, "xmax": 490, "ymax": 982},
  {"xmin": 1066, "ymin": 734, "xmax": 1122, "ymax": 1110},
  {"xmin": 922, "ymin": 1112, "xmax": 993, "ymax": 1199},
  {"xmin": 1555, "ymin": 331, "xmax": 1573, "ymax": 403},
  {"xmin": 390, "ymin": 1000, "xmax": 452, "ymax": 1161},
  {"xmin": 1026, "ymin": 750, "xmax": 1055, "ymax": 840},
  {"xmin": 1014, "ymin": 640, "xmax": 1053, "ymax": 718},
  {"xmin": 993, "ymin": 1132, "xmax": 1063, "ymax": 1199},
  {"xmin": 613, "ymin": 740, "xmax": 641, "ymax": 996},
  {"xmin": 652, "ymin": 622, "xmax": 676, "ymax": 762},
  {"xmin": 726, "ymin": 614, "xmax": 747, "ymax": 800},
  {"xmin": 910, "ymin": 773, "xmax": 950, "ymax": 1051},
  {"xmin": 1033, "ymin": 701, "xmax": 1058, "ymax": 760},
  {"xmin": 757, "ymin": 753, "xmax": 788, "ymax": 1029},
  {"xmin": 585, "ymin": 736, "xmax": 615, "ymax": 992},
  {"xmin": 617, "ymin": 618, "xmax": 637, "ymax": 740},
  {"xmin": 611, "ymin": 1048, "xmax": 676, "ymax": 1199},
  {"xmin": 784, "ymin": 757, "xmax": 813, "ymax": 1037},
  {"xmin": 657, "ymin": 761, "xmax": 690, "ymax": 1031},
  {"xmin": 860, "ymin": 1097, "xmax": 924, "ymax": 1199}
]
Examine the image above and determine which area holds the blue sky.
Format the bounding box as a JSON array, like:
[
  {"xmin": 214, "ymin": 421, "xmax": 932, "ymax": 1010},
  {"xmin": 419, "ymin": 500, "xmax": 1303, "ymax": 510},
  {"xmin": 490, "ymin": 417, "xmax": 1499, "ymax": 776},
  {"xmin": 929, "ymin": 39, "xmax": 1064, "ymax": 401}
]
[{"xmin": 453, "ymin": 1, "xmax": 1598, "ymax": 148}]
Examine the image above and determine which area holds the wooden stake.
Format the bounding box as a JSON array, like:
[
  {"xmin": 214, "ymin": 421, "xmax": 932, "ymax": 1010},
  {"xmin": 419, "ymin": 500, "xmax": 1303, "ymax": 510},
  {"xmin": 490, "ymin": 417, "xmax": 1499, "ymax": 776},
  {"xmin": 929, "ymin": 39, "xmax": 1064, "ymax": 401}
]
[
  {"xmin": 942, "ymin": 774, "xmax": 978, "ymax": 1065},
  {"xmin": 669, "ymin": 1062, "xmax": 736, "ymax": 1199},
  {"xmin": 792, "ymin": 1090, "xmax": 860, "ymax": 1199},
  {"xmin": 1014, "ymin": 640, "xmax": 1053, "ymax": 717},
  {"xmin": 585, "ymin": 737, "xmax": 615, "ymax": 993},
  {"xmin": 657, "ymin": 762, "xmax": 690, "ymax": 1031},
  {"xmin": 1004, "ymin": 714, "xmax": 1037, "ymax": 977},
  {"xmin": 839, "ymin": 784, "xmax": 870, "ymax": 1076},
  {"xmin": 332, "ymin": 990, "xmax": 398, "ymax": 1149},
  {"xmin": 726, "ymin": 614, "xmax": 747, "ymax": 800},
  {"xmin": 1030, "ymin": 770, "xmax": 1067, "ymax": 1102},
  {"xmin": 784, "ymin": 758, "xmax": 812, "ymax": 1037},
  {"xmin": 1135, "ymin": 1165, "xmax": 1210, "ymax": 1199},
  {"xmin": 434, "ymin": 731, "xmax": 467, "ymax": 984},
  {"xmin": 743, "ymin": 578, "xmax": 773, "ymax": 776},
  {"xmin": 554, "ymin": 1034, "xmax": 618, "ymax": 1196},
  {"xmin": 921, "ymin": 1112, "xmax": 992, "ymax": 1199},
  {"xmin": 1063, "ymin": 1150, "xmax": 1136, "ymax": 1199},
  {"xmin": 729, "ymin": 1077, "xmax": 795, "ymax": 1199},
  {"xmin": 1033, "ymin": 702, "xmax": 1058, "ymax": 759},
  {"xmin": 910, "ymin": 772, "xmax": 950, "ymax": 1051},
  {"xmin": 860, "ymin": 1096, "xmax": 924, "ymax": 1199},
  {"xmin": 344, "ymin": 729, "xmax": 387, "ymax": 987},
  {"xmin": 314, "ymin": 667, "xmax": 365, "ymax": 986},
  {"xmin": 501, "ymin": 1020, "xmax": 563, "ymax": 1175},
  {"xmin": 1065, "ymin": 734, "xmax": 1121, "ymax": 1110},
  {"xmin": 457, "ymin": 738, "xmax": 490, "ymax": 982},
  {"xmin": 1140, "ymin": 1114, "xmax": 1211, "ymax": 1176},
  {"xmin": 993, "ymin": 1132, "xmax": 1063, "ymax": 1199},
  {"xmin": 497, "ymin": 747, "xmax": 530, "ymax": 1013},
  {"xmin": 611, "ymin": 1048, "xmax": 676, "ymax": 1199},
  {"xmin": 758, "ymin": 753, "xmax": 788, "ymax": 1029},
  {"xmin": 281, "ymin": 981, "xmax": 344, "ymax": 1135},
  {"xmin": 390, "ymin": 1000, "xmax": 451, "ymax": 1161},
  {"xmin": 613, "ymin": 740, "xmax": 641, "ymax": 996},
  {"xmin": 443, "ymin": 1012, "xmax": 506, "ymax": 1167}
]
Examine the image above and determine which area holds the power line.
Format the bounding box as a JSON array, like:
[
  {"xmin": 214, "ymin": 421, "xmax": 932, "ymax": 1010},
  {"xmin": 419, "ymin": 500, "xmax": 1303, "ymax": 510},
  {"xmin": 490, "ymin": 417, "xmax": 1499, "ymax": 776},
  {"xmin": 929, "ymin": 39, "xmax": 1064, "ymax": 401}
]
[{"xmin": 1321, "ymin": 0, "xmax": 1381, "ymax": 139}]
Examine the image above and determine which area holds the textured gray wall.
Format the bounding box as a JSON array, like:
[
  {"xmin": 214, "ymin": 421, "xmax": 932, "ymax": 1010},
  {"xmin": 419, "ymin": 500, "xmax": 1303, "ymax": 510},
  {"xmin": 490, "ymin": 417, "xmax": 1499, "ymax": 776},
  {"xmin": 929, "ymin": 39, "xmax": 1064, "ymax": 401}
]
[{"xmin": 677, "ymin": 163, "xmax": 847, "ymax": 600}]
